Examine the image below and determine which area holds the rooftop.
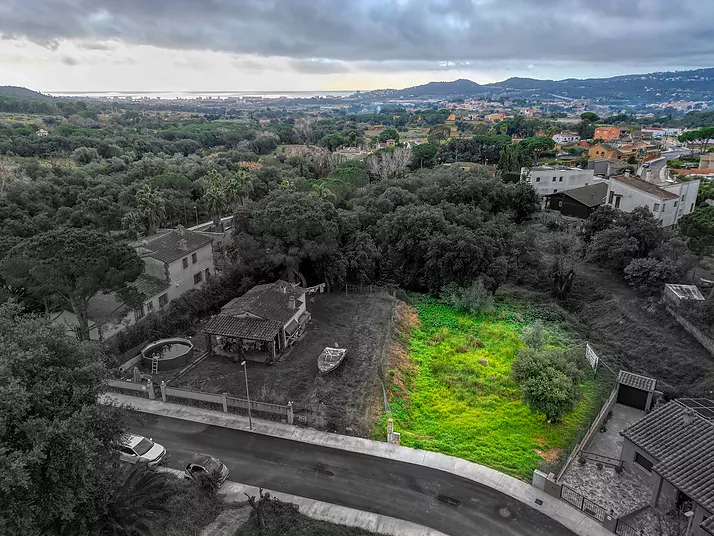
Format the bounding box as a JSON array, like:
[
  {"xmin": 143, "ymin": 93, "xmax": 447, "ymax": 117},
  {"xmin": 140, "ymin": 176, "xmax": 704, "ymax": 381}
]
[
  {"xmin": 621, "ymin": 399, "xmax": 714, "ymax": 511},
  {"xmin": 203, "ymin": 280, "xmax": 305, "ymax": 340},
  {"xmin": 530, "ymin": 165, "xmax": 583, "ymax": 171},
  {"xmin": 611, "ymin": 174, "xmax": 679, "ymax": 200},
  {"xmin": 664, "ymin": 284, "xmax": 705, "ymax": 301},
  {"xmin": 618, "ymin": 371, "xmax": 657, "ymax": 392},
  {"xmin": 132, "ymin": 274, "xmax": 170, "ymax": 299},
  {"xmin": 131, "ymin": 227, "xmax": 213, "ymax": 264},
  {"xmin": 562, "ymin": 182, "xmax": 608, "ymax": 207}
]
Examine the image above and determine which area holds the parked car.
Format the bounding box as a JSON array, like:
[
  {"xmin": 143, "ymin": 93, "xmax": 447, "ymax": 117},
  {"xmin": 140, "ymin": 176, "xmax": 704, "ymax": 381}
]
[
  {"xmin": 184, "ymin": 454, "xmax": 230, "ymax": 486},
  {"xmin": 116, "ymin": 433, "xmax": 168, "ymax": 467}
]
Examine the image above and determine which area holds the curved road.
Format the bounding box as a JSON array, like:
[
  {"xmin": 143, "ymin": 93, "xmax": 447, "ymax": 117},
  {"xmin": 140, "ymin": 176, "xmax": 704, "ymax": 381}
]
[{"xmin": 135, "ymin": 413, "xmax": 576, "ymax": 536}]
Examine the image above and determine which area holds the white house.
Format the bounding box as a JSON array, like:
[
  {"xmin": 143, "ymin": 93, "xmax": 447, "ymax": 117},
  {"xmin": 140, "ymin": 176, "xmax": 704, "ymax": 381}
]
[
  {"xmin": 552, "ymin": 132, "xmax": 580, "ymax": 144},
  {"xmin": 605, "ymin": 174, "xmax": 699, "ymax": 227},
  {"xmin": 36, "ymin": 128, "xmax": 48, "ymax": 137},
  {"xmin": 641, "ymin": 127, "xmax": 682, "ymax": 139},
  {"xmin": 55, "ymin": 226, "xmax": 215, "ymax": 340},
  {"xmin": 521, "ymin": 166, "xmax": 601, "ymax": 196}
]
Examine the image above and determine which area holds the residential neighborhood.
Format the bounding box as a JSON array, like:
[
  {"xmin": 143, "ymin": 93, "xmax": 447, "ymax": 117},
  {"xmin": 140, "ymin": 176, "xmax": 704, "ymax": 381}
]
[{"xmin": 3, "ymin": 4, "xmax": 714, "ymax": 536}]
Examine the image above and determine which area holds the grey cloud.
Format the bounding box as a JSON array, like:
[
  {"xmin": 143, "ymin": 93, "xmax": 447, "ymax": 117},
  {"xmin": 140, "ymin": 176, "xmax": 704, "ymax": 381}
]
[{"xmin": 0, "ymin": 0, "xmax": 712, "ymax": 71}]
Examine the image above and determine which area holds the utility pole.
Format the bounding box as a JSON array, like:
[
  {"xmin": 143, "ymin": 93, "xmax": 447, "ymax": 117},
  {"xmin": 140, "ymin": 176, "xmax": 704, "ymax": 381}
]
[{"xmin": 240, "ymin": 360, "xmax": 253, "ymax": 430}]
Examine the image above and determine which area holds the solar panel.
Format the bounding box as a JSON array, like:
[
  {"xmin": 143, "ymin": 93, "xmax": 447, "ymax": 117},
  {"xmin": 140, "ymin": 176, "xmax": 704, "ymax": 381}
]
[{"xmin": 678, "ymin": 398, "xmax": 714, "ymax": 420}]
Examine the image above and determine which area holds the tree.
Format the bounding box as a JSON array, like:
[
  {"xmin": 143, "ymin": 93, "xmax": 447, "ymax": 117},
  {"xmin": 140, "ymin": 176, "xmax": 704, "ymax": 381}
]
[
  {"xmin": 522, "ymin": 320, "xmax": 545, "ymax": 351},
  {"xmin": 624, "ymin": 257, "xmax": 681, "ymax": 296},
  {"xmin": 135, "ymin": 183, "xmax": 166, "ymax": 236},
  {"xmin": 202, "ymin": 185, "xmax": 228, "ymax": 231},
  {"xmin": 587, "ymin": 226, "xmax": 639, "ymax": 270},
  {"xmin": 680, "ymin": 206, "xmax": 714, "ymax": 253},
  {"xmin": 580, "ymin": 112, "xmax": 600, "ymax": 123},
  {"xmin": 411, "ymin": 142, "xmax": 438, "ymax": 169},
  {"xmin": 378, "ymin": 128, "xmax": 399, "ymax": 143},
  {"xmin": 0, "ymin": 303, "xmax": 127, "ymax": 534},
  {"xmin": 312, "ymin": 181, "xmax": 336, "ymax": 200},
  {"xmin": 293, "ymin": 119, "xmax": 313, "ymax": 144},
  {"xmin": 497, "ymin": 142, "xmax": 530, "ymax": 173},
  {"xmin": 521, "ymin": 136, "xmax": 555, "ymax": 165},
  {"xmin": 0, "ymin": 229, "xmax": 144, "ymax": 340},
  {"xmin": 511, "ymin": 347, "xmax": 585, "ymax": 422},
  {"xmin": 679, "ymin": 127, "xmax": 714, "ymax": 154},
  {"xmin": 366, "ymin": 148, "xmax": 412, "ymax": 181},
  {"xmin": 427, "ymin": 124, "xmax": 451, "ymax": 144},
  {"xmin": 509, "ymin": 182, "xmax": 539, "ymax": 223},
  {"xmin": 95, "ymin": 463, "xmax": 172, "ymax": 536}
]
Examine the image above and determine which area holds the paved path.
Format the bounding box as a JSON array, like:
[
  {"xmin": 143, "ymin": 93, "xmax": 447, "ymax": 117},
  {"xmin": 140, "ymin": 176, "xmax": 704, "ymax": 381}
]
[{"xmin": 104, "ymin": 393, "xmax": 612, "ymax": 536}]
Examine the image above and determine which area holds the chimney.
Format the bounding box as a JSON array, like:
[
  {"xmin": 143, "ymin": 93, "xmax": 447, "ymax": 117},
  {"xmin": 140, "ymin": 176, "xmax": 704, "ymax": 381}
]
[
  {"xmin": 178, "ymin": 239, "xmax": 188, "ymax": 251},
  {"xmin": 176, "ymin": 224, "xmax": 185, "ymax": 236},
  {"xmin": 288, "ymin": 296, "xmax": 296, "ymax": 310},
  {"xmin": 683, "ymin": 409, "xmax": 694, "ymax": 426},
  {"xmin": 624, "ymin": 169, "xmax": 631, "ymax": 177}
]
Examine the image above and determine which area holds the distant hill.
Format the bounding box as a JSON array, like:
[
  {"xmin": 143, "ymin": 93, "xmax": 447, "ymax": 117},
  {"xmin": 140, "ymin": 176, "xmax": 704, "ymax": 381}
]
[
  {"xmin": 0, "ymin": 86, "xmax": 54, "ymax": 102},
  {"xmin": 371, "ymin": 68, "xmax": 714, "ymax": 102},
  {"xmin": 392, "ymin": 78, "xmax": 483, "ymax": 98}
]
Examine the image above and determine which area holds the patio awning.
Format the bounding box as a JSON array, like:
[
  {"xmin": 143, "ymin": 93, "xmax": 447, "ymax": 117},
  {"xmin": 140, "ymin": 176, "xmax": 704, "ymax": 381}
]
[{"xmin": 204, "ymin": 315, "xmax": 281, "ymax": 341}]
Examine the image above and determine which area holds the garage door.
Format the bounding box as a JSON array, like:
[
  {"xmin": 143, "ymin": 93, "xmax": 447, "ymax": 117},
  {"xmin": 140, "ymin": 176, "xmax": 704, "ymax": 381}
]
[{"xmin": 617, "ymin": 385, "xmax": 648, "ymax": 410}]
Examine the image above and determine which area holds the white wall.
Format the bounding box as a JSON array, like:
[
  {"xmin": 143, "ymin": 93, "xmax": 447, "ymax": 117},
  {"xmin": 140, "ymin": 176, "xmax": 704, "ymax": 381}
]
[
  {"xmin": 166, "ymin": 242, "xmax": 215, "ymax": 301},
  {"xmin": 606, "ymin": 180, "xmax": 677, "ymax": 227},
  {"xmin": 522, "ymin": 167, "xmax": 597, "ymax": 196},
  {"xmin": 662, "ymin": 180, "xmax": 700, "ymax": 225}
]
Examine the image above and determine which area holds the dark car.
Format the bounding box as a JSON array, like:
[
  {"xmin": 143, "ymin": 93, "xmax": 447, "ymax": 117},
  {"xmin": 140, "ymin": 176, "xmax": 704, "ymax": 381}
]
[{"xmin": 184, "ymin": 453, "xmax": 229, "ymax": 487}]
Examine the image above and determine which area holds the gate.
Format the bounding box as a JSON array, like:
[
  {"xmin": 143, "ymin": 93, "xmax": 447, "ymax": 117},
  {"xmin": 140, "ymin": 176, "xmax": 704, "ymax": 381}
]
[{"xmin": 561, "ymin": 485, "xmax": 607, "ymax": 523}]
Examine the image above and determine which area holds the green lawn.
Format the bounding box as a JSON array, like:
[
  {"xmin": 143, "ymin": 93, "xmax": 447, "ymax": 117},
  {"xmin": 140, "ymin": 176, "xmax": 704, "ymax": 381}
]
[{"xmin": 377, "ymin": 295, "xmax": 609, "ymax": 481}]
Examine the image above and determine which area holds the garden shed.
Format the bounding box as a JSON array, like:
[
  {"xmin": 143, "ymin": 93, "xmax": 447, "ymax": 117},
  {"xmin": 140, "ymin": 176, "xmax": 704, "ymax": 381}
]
[{"xmin": 617, "ymin": 371, "xmax": 657, "ymax": 412}]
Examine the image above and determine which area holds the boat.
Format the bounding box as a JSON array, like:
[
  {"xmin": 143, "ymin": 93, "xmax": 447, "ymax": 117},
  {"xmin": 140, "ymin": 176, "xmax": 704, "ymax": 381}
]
[{"xmin": 317, "ymin": 347, "xmax": 347, "ymax": 374}]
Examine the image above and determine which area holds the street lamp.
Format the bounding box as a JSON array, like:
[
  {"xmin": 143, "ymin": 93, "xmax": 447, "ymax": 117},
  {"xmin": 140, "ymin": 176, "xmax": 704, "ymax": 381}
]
[{"xmin": 240, "ymin": 360, "xmax": 253, "ymax": 430}]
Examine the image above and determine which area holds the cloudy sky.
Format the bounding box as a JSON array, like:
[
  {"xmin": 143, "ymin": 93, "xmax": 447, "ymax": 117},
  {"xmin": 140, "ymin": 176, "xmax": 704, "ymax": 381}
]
[{"xmin": 0, "ymin": 0, "xmax": 712, "ymax": 94}]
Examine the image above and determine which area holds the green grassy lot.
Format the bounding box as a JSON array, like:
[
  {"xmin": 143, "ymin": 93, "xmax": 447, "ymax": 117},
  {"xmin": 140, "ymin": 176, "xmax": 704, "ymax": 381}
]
[{"xmin": 377, "ymin": 295, "xmax": 610, "ymax": 481}]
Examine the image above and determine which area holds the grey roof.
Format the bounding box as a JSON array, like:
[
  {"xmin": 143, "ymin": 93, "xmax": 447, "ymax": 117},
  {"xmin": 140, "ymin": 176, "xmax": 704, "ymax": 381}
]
[
  {"xmin": 203, "ymin": 280, "xmax": 304, "ymax": 340},
  {"xmin": 611, "ymin": 175, "xmax": 679, "ymax": 200},
  {"xmin": 621, "ymin": 399, "xmax": 714, "ymax": 511},
  {"xmin": 131, "ymin": 274, "xmax": 170, "ymax": 299},
  {"xmin": 203, "ymin": 316, "xmax": 282, "ymax": 341},
  {"xmin": 562, "ymin": 182, "xmax": 608, "ymax": 208},
  {"xmin": 132, "ymin": 229, "xmax": 213, "ymax": 264},
  {"xmin": 702, "ymin": 515, "xmax": 714, "ymax": 535},
  {"xmin": 618, "ymin": 371, "xmax": 657, "ymax": 392}
]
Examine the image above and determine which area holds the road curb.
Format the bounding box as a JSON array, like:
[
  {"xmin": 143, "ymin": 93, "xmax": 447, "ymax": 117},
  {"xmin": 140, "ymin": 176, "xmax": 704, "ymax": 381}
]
[{"xmin": 102, "ymin": 393, "xmax": 612, "ymax": 536}]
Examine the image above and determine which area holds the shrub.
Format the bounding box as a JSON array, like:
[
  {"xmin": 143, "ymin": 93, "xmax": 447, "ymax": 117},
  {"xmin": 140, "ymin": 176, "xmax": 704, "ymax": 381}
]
[
  {"xmin": 624, "ymin": 257, "xmax": 681, "ymax": 296},
  {"xmin": 511, "ymin": 347, "xmax": 586, "ymax": 422},
  {"xmin": 439, "ymin": 280, "xmax": 494, "ymax": 316},
  {"xmin": 521, "ymin": 320, "xmax": 545, "ymax": 350}
]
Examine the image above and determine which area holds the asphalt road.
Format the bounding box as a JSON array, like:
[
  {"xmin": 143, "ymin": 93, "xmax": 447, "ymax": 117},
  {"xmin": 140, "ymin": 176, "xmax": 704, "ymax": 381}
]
[
  {"xmin": 647, "ymin": 147, "xmax": 692, "ymax": 182},
  {"xmin": 134, "ymin": 413, "xmax": 576, "ymax": 536}
]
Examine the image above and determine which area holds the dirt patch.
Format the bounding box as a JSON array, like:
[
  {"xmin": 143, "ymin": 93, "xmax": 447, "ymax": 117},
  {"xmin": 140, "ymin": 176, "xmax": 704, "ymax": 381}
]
[
  {"xmin": 174, "ymin": 292, "xmax": 395, "ymax": 436},
  {"xmin": 536, "ymin": 448, "xmax": 563, "ymax": 464}
]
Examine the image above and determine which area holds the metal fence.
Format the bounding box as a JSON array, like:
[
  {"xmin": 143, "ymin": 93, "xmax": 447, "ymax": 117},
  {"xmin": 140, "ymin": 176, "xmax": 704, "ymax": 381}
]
[
  {"xmin": 343, "ymin": 284, "xmax": 396, "ymax": 297},
  {"xmin": 561, "ymin": 485, "xmax": 607, "ymax": 523},
  {"xmin": 615, "ymin": 518, "xmax": 640, "ymax": 536}
]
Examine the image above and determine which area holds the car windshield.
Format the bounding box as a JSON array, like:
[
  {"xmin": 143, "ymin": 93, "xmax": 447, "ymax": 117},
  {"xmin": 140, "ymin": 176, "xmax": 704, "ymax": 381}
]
[{"xmin": 133, "ymin": 438, "xmax": 154, "ymax": 456}]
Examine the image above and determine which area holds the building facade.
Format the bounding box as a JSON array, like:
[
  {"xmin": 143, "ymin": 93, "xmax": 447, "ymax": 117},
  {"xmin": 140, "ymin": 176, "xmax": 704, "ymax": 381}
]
[
  {"xmin": 552, "ymin": 132, "xmax": 581, "ymax": 144},
  {"xmin": 594, "ymin": 126, "xmax": 622, "ymax": 141},
  {"xmin": 521, "ymin": 166, "xmax": 597, "ymax": 196}
]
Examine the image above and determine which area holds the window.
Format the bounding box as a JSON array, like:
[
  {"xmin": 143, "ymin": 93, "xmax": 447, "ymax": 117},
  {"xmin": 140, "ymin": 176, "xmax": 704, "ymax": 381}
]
[
  {"xmin": 191, "ymin": 252, "xmax": 197, "ymax": 264},
  {"xmin": 614, "ymin": 196, "xmax": 621, "ymax": 209},
  {"xmin": 559, "ymin": 176, "xmax": 563, "ymax": 182},
  {"xmin": 609, "ymin": 191, "xmax": 615, "ymax": 204},
  {"xmin": 193, "ymin": 272, "xmax": 203, "ymax": 285},
  {"xmin": 653, "ymin": 203, "xmax": 660, "ymax": 212},
  {"xmin": 134, "ymin": 305, "xmax": 145, "ymax": 321},
  {"xmin": 552, "ymin": 177, "xmax": 557, "ymax": 182},
  {"xmin": 673, "ymin": 200, "xmax": 678, "ymax": 207},
  {"xmin": 182, "ymin": 257, "xmax": 189, "ymax": 269},
  {"xmin": 535, "ymin": 177, "xmax": 541, "ymax": 182},
  {"xmin": 146, "ymin": 301, "xmax": 154, "ymax": 313},
  {"xmin": 158, "ymin": 294, "xmax": 168, "ymax": 308},
  {"xmin": 553, "ymin": 189, "xmax": 558, "ymax": 193},
  {"xmin": 634, "ymin": 452, "xmax": 653, "ymax": 472},
  {"xmin": 661, "ymin": 203, "xmax": 666, "ymax": 213},
  {"xmin": 205, "ymin": 268, "xmax": 211, "ymax": 279},
  {"xmin": 691, "ymin": 203, "xmax": 694, "ymax": 212}
]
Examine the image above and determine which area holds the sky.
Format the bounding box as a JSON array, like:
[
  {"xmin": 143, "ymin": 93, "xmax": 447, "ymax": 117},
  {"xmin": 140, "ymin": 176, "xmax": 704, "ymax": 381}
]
[{"xmin": 0, "ymin": 0, "xmax": 713, "ymax": 94}]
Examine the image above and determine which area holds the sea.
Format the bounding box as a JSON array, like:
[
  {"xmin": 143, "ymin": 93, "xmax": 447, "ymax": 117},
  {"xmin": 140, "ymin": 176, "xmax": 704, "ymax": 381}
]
[{"xmin": 49, "ymin": 90, "xmax": 358, "ymax": 100}]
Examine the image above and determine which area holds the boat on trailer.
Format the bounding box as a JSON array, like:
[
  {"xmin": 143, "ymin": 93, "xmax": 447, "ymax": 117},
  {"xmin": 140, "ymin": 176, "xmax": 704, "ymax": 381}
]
[{"xmin": 317, "ymin": 347, "xmax": 347, "ymax": 374}]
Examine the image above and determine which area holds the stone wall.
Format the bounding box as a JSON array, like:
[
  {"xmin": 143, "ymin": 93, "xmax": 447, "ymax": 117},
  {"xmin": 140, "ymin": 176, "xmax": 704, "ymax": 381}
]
[{"xmin": 666, "ymin": 307, "xmax": 714, "ymax": 356}]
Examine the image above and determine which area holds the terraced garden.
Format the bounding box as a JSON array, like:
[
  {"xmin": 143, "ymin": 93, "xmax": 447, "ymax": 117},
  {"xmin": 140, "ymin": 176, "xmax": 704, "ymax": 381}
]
[{"xmin": 377, "ymin": 294, "xmax": 610, "ymax": 481}]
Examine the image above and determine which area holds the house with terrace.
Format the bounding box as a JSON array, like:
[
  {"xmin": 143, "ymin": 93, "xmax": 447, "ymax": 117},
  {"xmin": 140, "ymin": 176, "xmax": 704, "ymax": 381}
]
[
  {"xmin": 55, "ymin": 226, "xmax": 214, "ymax": 340},
  {"xmin": 202, "ymin": 280, "xmax": 310, "ymax": 364},
  {"xmin": 620, "ymin": 398, "xmax": 714, "ymax": 536}
]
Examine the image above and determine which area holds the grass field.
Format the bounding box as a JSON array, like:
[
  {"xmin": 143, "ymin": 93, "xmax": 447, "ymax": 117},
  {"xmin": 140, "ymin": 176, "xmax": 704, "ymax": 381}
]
[{"xmin": 377, "ymin": 294, "xmax": 610, "ymax": 481}]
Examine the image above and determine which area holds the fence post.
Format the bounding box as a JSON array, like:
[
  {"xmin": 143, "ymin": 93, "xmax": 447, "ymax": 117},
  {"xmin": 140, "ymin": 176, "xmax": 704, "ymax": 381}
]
[
  {"xmin": 146, "ymin": 378, "xmax": 155, "ymax": 400},
  {"xmin": 287, "ymin": 401, "xmax": 294, "ymax": 425},
  {"xmin": 222, "ymin": 392, "xmax": 228, "ymax": 413},
  {"xmin": 160, "ymin": 381, "xmax": 166, "ymax": 402}
]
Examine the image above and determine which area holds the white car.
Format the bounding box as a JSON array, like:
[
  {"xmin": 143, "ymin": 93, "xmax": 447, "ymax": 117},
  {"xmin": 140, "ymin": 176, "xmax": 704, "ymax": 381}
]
[{"xmin": 116, "ymin": 433, "xmax": 168, "ymax": 467}]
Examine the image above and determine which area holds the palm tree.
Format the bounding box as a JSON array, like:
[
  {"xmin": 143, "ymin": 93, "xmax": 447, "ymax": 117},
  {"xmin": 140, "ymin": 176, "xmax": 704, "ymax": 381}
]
[
  {"xmin": 279, "ymin": 179, "xmax": 293, "ymax": 191},
  {"xmin": 203, "ymin": 169, "xmax": 224, "ymax": 190},
  {"xmin": 225, "ymin": 171, "xmax": 253, "ymax": 208},
  {"xmin": 94, "ymin": 463, "xmax": 172, "ymax": 536},
  {"xmin": 202, "ymin": 185, "xmax": 228, "ymax": 232},
  {"xmin": 135, "ymin": 184, "xmax": 166, "ymax": 236},
  {"xmin": 311, "ymin": 182, "xmax": 336, "ymax": 200}
]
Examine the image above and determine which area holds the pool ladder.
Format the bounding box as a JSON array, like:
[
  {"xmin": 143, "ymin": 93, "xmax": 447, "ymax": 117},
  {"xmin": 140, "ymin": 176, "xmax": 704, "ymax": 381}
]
[{"xmin": 151, "ymin": 357, "xmax": 159, "ymax": 374}]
